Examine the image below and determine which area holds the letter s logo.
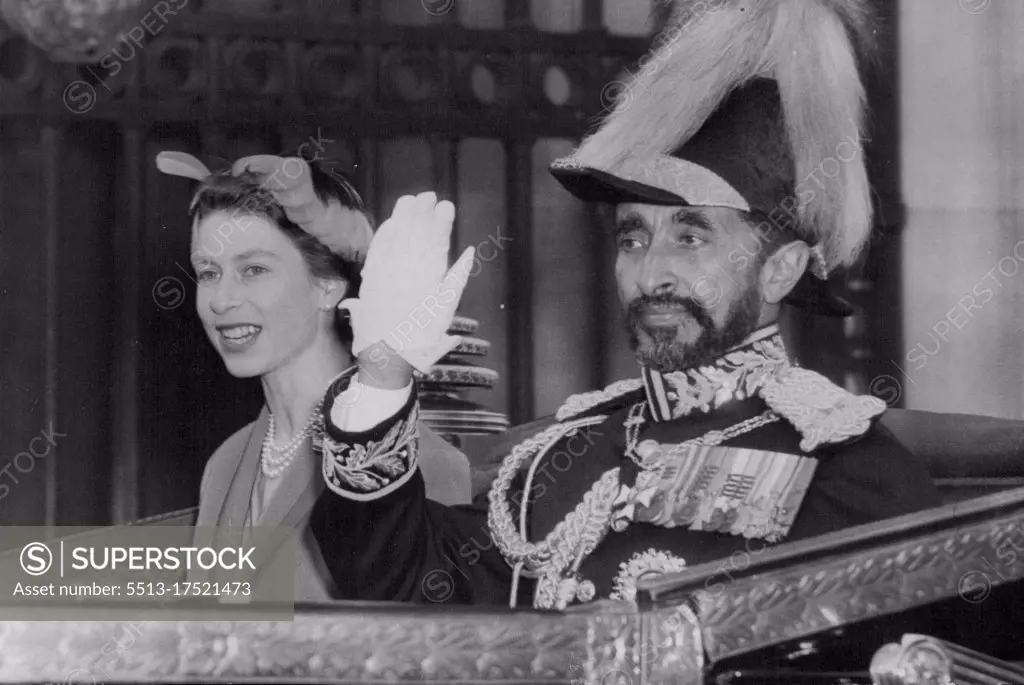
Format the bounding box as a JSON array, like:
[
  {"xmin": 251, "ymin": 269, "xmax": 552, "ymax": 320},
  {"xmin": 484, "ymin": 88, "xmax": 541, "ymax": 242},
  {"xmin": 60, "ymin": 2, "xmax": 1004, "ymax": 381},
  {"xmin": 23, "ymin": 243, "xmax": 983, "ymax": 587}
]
[{"xmin": 20, "ymin": 542, "xmax": 53, "ymax": 576}]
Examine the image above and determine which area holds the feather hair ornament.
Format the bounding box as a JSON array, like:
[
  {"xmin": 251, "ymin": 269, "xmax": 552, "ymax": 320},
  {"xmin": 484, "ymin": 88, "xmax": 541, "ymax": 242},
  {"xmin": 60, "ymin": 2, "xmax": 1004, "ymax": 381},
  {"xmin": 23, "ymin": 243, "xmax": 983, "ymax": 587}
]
[
  {"xmin": 155, "ymin": 151, "xmax": 373, "ymax": 263},
  {"xmin": 567, "ymin": 0, "xmax": 876, "ymax": 277},
  {"xmin": 155, "ymin": 151, "xmax": 211, "ymax": 181}
]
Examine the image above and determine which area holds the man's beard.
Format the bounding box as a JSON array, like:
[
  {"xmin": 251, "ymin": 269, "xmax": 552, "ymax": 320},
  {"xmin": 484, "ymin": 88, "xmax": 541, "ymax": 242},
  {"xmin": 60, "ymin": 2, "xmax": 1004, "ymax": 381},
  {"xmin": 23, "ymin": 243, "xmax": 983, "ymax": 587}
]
[{"xmin": 625, "ymin": 284, "xmax": 762, "ymax": 373}]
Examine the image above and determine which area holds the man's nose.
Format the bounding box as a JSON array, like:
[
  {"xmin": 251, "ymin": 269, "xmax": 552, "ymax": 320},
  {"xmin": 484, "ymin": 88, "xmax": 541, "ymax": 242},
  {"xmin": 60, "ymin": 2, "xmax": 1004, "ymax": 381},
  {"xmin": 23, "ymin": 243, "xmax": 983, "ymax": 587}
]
[{"xmin": 638, "ymin": 249, "xmax": 680, "ymax": 297}]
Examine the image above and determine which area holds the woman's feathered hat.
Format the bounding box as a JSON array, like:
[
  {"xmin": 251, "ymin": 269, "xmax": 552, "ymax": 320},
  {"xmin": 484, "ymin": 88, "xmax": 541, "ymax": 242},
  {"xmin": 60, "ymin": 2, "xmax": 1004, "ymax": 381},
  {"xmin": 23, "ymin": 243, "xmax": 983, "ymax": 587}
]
[
  {"xmin": 550, "ymin": 0, "xmax": 878, "ymax": 316},
  {"xmin": 155, "ymin": 152, "xmax": 373, "ymax": 263}
]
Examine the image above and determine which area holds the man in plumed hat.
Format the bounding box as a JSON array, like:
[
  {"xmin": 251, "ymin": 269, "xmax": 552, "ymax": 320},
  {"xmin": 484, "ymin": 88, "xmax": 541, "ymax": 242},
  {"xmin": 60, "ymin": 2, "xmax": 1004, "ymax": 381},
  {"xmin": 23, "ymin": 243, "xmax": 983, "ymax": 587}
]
[{"xmin": 307, "ymin": 0, "xmax": 943, "ymax": 609}]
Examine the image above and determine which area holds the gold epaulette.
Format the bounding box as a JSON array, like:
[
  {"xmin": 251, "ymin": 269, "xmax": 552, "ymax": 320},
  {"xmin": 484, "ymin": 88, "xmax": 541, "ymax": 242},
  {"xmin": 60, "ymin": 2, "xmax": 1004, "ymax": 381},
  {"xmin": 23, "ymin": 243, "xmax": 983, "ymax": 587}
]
[
  {"xmin": 761, "ymin": 366, "xmax": 886, "ymax": 452},
  {"xmin": 554, "ymin": 379, "xmax": 645, "ymax": 422}
]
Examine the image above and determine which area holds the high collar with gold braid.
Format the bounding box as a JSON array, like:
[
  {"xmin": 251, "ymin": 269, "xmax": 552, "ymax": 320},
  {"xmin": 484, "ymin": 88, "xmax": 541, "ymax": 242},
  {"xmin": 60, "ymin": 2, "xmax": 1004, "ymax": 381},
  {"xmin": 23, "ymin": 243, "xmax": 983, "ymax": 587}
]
[{"xmin": 486, "ymin": 324, "xmax": 887, "ymax": 610}]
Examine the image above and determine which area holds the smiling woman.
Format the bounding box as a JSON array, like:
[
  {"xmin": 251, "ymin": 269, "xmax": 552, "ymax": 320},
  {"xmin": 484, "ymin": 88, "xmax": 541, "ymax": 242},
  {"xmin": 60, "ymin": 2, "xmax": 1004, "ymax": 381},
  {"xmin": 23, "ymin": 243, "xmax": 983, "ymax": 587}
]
[
  {"xmin": 156, "ymin": 152, "xmax": 473, "ymax": 601},
  {"xmin": 188, "ymin": 168, "xmax": 364, "ymax": 381}
]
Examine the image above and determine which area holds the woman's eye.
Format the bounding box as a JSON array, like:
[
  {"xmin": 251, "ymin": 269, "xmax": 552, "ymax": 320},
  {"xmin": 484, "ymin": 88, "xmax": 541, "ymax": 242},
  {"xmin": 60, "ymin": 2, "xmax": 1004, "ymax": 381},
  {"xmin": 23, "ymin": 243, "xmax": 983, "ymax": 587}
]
[
  {"xmin": 195, "ymin": 270, "xmax": 217, "ymax": 282},
  {"xmin": 242, "ymin": 264, "xmax": 268, "ymax": 277}
]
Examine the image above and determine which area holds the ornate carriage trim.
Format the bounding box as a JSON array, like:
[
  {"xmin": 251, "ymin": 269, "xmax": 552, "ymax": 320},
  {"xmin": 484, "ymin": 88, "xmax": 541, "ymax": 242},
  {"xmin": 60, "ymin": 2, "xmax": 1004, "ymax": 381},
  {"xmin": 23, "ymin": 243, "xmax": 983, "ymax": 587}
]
[
  {"xmin": 555, "ymin": 379, "xmax": 644, "ymax": 421},
  {"xmin": 321, "ymin": 405, "xmax": 420, "ymax": 502},
  {"xmin": 610, "ymin": 549, "xmax": 689, "ymax": 604},
  {"xmin": 671, "ymin": 490, "xmax": 1024, "ymax": 662}
]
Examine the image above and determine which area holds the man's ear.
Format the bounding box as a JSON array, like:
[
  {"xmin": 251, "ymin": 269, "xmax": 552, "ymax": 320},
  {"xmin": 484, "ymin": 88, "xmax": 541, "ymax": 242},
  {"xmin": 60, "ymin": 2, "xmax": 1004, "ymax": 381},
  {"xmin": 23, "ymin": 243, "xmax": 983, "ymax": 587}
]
[{"xmin": 759, "ymin": 241, "xmax": 810, "ymax": 305}]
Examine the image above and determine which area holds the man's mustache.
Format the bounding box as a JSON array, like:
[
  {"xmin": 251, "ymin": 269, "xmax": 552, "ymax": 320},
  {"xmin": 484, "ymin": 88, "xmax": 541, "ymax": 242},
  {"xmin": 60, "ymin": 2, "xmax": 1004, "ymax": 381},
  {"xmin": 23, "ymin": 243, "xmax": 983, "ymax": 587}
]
[{"xmin": 626, "ymin": 294, "xmax": 713, "ymax": 329}]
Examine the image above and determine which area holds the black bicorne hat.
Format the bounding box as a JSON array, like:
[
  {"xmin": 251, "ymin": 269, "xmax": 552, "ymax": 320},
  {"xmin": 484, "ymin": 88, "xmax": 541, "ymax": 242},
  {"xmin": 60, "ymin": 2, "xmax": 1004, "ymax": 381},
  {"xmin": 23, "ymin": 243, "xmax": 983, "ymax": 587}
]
[{"xmin": 550, "ymin": 0, "xmax": 876, "ymax": 317}]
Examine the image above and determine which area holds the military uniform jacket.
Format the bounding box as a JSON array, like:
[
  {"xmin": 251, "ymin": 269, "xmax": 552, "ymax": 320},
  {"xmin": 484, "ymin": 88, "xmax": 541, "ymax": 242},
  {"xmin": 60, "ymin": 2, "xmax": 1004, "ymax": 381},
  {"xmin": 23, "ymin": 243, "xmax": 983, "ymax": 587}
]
[{"xmin": 310, "ymin": 325, "xmax": 942, "ymax": 609}]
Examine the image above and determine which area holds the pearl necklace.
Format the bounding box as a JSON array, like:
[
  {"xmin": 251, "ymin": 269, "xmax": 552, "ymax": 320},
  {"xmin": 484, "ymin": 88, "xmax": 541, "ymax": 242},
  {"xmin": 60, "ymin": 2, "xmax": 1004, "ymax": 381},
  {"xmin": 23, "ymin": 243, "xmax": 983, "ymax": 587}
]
[{"xmin": 260, "ymin": 403, "xmax": 323, "ymax": 479}]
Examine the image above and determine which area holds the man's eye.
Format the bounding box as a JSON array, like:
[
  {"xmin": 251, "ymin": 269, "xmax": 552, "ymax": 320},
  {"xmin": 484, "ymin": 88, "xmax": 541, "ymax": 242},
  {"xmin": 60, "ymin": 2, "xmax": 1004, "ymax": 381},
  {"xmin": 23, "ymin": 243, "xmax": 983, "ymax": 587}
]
[
  {"xmin": 617, "ymin": 234, "xmax": 647, "ymax": 250},
  {"xmin": 677, "ymin": 234, "xmax": 707, "ymax": 248}
]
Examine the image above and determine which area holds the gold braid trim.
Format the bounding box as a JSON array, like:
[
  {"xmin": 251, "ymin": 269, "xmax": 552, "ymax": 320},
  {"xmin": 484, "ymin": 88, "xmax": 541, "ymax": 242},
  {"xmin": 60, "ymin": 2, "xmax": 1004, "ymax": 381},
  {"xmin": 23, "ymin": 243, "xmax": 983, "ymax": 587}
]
[
  {"xmin": 321, "ymin": 404, "xmax": 420, "ymax": 501},
  {"xmin": 663, "ymin": 339, "xmax": 789, "ymax": 418},
  {"xmin": 487, "ymin": 416, "xmax": 624, "ymax": 609},
  {"xmin": 556, "ymin": 330, "xmax": 885, "ymax": 454},
  {"xmin": 554, "ymin": 379, "xmax": 644, "ymax": 422}
]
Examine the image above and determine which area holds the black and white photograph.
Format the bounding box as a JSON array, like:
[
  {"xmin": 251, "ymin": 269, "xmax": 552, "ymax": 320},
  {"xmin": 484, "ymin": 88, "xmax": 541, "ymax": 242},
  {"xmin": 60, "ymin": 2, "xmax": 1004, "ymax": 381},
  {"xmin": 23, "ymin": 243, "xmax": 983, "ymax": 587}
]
[{"xmin": 1, "ymin": 0, "xmax": 1023, "ymax": 683}]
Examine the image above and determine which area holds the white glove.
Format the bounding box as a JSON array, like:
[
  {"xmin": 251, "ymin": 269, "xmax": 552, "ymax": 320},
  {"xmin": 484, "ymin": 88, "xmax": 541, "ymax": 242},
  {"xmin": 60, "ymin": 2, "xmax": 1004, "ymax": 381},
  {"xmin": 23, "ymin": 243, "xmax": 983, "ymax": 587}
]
[{"xmin": 339, "ymin": 192, "xmax": 475, "ymax": 373}]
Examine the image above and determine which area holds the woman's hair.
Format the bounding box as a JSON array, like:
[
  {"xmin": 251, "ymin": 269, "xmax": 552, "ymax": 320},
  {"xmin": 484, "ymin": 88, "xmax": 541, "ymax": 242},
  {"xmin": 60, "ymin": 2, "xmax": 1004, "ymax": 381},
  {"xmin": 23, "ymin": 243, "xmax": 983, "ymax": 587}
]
[{"xmin": 188, "ymin": 156, "xmax": 372, "ymax": 347}]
